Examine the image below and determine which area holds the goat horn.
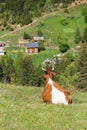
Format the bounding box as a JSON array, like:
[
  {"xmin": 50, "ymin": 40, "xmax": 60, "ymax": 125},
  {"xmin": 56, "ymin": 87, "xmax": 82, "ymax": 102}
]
[
  {"xmin": 42, "ymin": 67, "xmax": 46, "ymax": 71},
  {"xmin": 52, "ymin": 67, "xmax": 54, "ymax": 70}
]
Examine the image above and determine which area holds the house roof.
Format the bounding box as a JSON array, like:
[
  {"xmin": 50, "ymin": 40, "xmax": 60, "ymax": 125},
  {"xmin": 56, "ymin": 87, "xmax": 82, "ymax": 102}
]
[
  {"xmin": 26, "ymin": 43, "xmax": 39, "ymax": 48},
  {"xmin": 33, "ymin": 36, "xmax": 44, "ymax": 41}
]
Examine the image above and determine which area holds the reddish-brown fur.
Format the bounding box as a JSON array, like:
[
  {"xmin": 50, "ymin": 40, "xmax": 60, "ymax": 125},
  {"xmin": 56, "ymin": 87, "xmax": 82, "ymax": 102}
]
[
  {"xmin": 42, "ymin": 83, "xmax": 52, "ymax": 104},
  {"xmin": 42, "ymin": 70, "xmax": 72, "ymax": 104}
]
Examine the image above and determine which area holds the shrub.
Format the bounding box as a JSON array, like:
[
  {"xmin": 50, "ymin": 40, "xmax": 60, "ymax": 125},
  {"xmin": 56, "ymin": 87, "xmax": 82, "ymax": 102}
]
[
  {"xmin": 62, "ymin": 3, "xmax": 68, "ymax": 8},
  {"xmin": 83, "ymin": 26, "xmax": 87, "ymax": 42},
  {"xmin": 24, "ymin": 32, "xmax": 29, "ymax": 39},
  {"xmin": 60, "ymin": 18, "xmax": 68, "ymax": 26},
  {"xmin": 64, "ymin": 8, "xmax": 69, "ymax": 13},
  {"xmin": 37, "ymin": 29, "xmax": 43, "ymax": 36},
  {"xmin": 38, "ymin": 40, "xmax": 45, "ymax": 51},
  {"xmin": 3, "ymin": 21, "xmax": 7, "ymax": 27},
  {"xmin": 82, "ymin": 7, "xmax": 87, "ymax": 23},
  {"xmin": 34, "ymin": 10, "xmax": 41, "ymax": 17},
  {"xmin": 39, "ymin": 20, "xmax": 45, "ymax": 27},
  {"xmin": 84, "ymin": 13, "xmax": 87, "ymax": 23},
  {"xmin": 22, "ymin": 15, "xmax": 32, "ymax": 25},
  {"xmin": 59, "ymin": 43, "xmax": 69, "ymax": 53},
  {"xmin": 6, "ymin": 25, "xmax": 14, "ymax": 31},
  {"xmin": 23, "ymin": 32, "xmax": 32, "ymax": 40},
  {"xmin": 82, "ymin": 7, "xmax": 87, "ymax": 15},
  {"xmin": 64, "ymin": 51, "xmax": 78, "ymax": 62}
]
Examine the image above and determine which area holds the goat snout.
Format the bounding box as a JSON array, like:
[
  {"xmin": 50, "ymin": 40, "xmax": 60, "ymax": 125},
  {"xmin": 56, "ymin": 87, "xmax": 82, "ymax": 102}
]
[{"xmin": 68, "ymin": 98, "xmax": 72, "ymax": 104}]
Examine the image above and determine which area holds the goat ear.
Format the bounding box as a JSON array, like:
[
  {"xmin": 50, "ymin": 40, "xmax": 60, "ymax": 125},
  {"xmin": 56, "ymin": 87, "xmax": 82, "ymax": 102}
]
[{"xmin": 52, "ymin": 72, "xmax": 56, "ymax": 76}]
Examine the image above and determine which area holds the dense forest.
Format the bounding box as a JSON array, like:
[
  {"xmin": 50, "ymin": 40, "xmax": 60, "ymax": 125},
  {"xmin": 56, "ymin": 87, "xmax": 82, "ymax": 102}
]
[{"xmin": 0, "ymin": 0, "xmax": 74, "ymax": 27}]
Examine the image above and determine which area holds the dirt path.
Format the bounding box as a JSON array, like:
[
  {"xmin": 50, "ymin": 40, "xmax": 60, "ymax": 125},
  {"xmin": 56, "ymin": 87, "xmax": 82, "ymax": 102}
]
[
  {"xmin": 0, "ymin": 19, "xmax": 38, "ymax": 38},
  {"xmin": 0, "ymin": 11, "xmax": 57, "ymax": 39},
  {"xmin": 0, "ymin": 2, "xmax": 85, "ymax": 39}
]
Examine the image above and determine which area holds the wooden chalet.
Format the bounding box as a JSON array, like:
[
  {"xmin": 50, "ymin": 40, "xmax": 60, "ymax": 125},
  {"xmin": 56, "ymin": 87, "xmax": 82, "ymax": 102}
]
[{"xmin": 25, "ymin": 43, "xmax": 39, "ymax": 54}]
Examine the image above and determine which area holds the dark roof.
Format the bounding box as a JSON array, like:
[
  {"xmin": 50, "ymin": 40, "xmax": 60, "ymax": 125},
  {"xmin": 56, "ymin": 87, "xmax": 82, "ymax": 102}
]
[{"xmin": 26, "ymin": 43, "xmax": 39, "ymax": 48}]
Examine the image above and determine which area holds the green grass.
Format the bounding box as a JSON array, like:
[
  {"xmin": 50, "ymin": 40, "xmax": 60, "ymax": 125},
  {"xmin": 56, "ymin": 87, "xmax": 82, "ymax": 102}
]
[
  {"xmin": 41, "ymin": 14, "xmax": 86, "ymax": 44},
  {"xmin": 0, "ymin": 83, "xmax": 87, "ymax": 130},
  {"xmin": 31, "ymin": 49, "xmax": 59, "ymax": 66}
]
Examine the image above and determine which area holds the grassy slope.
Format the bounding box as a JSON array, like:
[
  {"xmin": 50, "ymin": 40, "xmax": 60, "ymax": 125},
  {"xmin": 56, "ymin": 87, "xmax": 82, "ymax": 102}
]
[
  {"xmin": 0, "ymin": 4, "xmax": 86, "ymax": 68},
  {"xmin": 0, "ymin": 83, "xmax": 87, "ymax": 130},
  {"xmin": 41, "ymin": 5, "xmax": 87, "ymax": 46},
  {"xmin": 0, "ymin": 4, "xmax": 86, "ymax": 67},
  {"xmin": 0, "ymin": 4, "xmax": 87, "ymax": 45}
]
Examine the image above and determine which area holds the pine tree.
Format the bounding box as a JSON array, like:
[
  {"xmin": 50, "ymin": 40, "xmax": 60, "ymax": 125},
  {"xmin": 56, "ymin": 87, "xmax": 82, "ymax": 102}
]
[
  {"xmin": 84, "ymin": 13, "xmax": 87, "ymax": 23},
  {"xmin": 77, "ymin": 42, "xmax": 87, "ymax": 90},
  {"xmin": 18, "ymin": 56, "xmax": 37, "ymax": 86},
  {"xmin": 74, "ymin": 26, "xmax": 82, "ymax": 44},
  {"xmin": 0, "ymin": 56, "xmax": 15, "ymax": 83},
  {"xmin": 23, "ymin": 32, "xmax": 29, "ymax": 39},
  {"xmin": 0, "ymin": 66, "xmax": 3, "ymax": 82},
  {"xmin": 82, "ymin": 7, "xmax": 87, "ymax": 23},
  {"xmin": 83, "ymin": 26, "xmax": 87, "ymax": 42}
]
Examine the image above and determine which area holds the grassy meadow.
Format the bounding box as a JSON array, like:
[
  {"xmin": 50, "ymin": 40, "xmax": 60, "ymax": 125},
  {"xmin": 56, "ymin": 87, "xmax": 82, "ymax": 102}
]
[{"xmin": 0, "ymin": 83, "xmax": 87, "ymax": 130}]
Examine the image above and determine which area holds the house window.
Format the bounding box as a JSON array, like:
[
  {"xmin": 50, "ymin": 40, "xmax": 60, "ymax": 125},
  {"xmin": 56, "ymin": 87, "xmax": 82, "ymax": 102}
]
[
  {"xmin": 29, "ymin": 49, "xmax": 32, "ymax": 53},
  {"xmin": 34, "ymin": 48, "xmax": 38, "ymax": 53}
]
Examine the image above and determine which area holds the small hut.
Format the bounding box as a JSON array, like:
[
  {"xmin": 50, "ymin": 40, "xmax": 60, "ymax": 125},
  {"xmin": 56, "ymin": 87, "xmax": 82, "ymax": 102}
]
[{"xmin": 25, "ymin": 43, "xmax": 39, "ymax": 54}]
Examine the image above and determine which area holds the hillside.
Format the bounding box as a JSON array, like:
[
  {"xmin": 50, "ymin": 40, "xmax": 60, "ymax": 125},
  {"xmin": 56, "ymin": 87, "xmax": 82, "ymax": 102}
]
[
  {"xmin": 0, "ymin": 0, "xmax": 74, "ymax": 28},
  {"xmin": 0, "ymin": 4, "xmax": 87, "ymax": 54}
]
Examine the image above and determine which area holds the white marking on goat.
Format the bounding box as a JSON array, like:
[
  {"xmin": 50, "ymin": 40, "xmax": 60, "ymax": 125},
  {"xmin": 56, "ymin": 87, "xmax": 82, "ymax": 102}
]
[{"xmin": 48, "ymin": 78, "xmax": 68, "ymax": 105}]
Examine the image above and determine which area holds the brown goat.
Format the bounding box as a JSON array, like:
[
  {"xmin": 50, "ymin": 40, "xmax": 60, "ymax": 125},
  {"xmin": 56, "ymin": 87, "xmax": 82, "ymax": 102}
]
[{"xmin": 42, "ymin": 70, "xmax": 72, "ymax": 105}]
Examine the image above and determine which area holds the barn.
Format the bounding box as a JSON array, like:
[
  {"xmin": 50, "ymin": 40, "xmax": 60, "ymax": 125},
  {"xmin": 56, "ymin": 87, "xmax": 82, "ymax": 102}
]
[{"xmin": 25, "ymin": 43, "xmax": 39, "ymax": 54}]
